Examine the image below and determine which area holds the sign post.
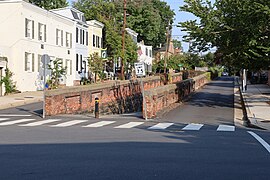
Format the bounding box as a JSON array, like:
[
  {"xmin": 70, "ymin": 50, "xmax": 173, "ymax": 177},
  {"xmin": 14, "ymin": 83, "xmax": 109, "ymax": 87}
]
[
  {"xmin": 134, "ymin": 62, "xmax": 147, "ymax": 120},
  {"xmin": 41, "ymin": 54, "xmax": 51, "ymax": 118}
]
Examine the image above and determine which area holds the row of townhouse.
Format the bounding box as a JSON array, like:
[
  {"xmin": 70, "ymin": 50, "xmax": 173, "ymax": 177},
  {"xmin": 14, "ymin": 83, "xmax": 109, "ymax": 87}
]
[{"xmin": 0, "ymin": 0, "xmax": 104, "ymax": 95}]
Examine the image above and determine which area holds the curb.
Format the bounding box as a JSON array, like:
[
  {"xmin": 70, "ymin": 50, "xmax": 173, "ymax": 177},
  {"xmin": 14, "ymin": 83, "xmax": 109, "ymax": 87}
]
[{"xmin": 0, "ymin": 98, "xmax": 43, "ymax": 110}]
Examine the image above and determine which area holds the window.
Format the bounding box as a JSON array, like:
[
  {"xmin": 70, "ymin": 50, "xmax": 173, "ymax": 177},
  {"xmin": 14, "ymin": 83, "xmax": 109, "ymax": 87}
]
[
  {"xmin": 76, "ymin": 28, "xmax": 79, "ymax": 43},
  {"xmin": 66, "ymin": 32, "xmax": 72, "ymax": 48},
  {"xmin": 145, "ymin": 48, "xmax": 148, "ymax": 56},
  {"xmin": 93, "ymin": 35, "xmax": 95, "ymax": 47},
  {"xmin": 76, "ymin": 54, "xmax": 79, "ymax": 71},
  {"xmin": 25, "ymin": 18, "xmax": 34, "ymax": 39},
  {"xmin": 25, "ymin": 52, "xmax": 35, "ymax": 72},
  {"xmin": 56, "ymin": 29, "xmax": 60, "ymax": 45},
  {"xmin": 149, "ymin": 50, "xmax": 152, "ymax": 57},
  {"xmin": 66, "ymin": 59, "xmax": 72, "ymax": 75},
  {"xmin": 38, "ymin": 23, "xmax": 46, "ymax": 42}
]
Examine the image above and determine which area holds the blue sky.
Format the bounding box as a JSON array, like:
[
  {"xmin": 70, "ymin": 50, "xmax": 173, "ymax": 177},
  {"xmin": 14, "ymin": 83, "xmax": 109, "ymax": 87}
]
[{"xmin": 68, "ymin": 0, "xmax": 197, "ymax": 52}]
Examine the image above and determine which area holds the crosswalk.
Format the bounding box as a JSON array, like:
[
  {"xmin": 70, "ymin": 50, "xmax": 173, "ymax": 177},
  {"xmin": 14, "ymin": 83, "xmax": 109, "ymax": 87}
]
[{"xmin": 0, "ymin": 117, "xmax": 236, "ymax": 132}]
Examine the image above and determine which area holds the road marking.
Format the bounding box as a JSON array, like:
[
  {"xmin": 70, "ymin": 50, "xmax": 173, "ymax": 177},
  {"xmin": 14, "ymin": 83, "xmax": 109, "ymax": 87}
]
[
  {"xmin": 83, "ymin": 121, "xmax": 115, "ymax": 127},
  {"xmin": 19, "ymin": 119, "xmax": 61, "ymax": 127},
  {"xmin": 0, "ymin": 119, "xmax": 36, "ymax": 126},
  {"xmin": 114, "ymin": 122, "xmax": 144, "ymax": 129},
  {"xmin": 148, "ymin": 123, "xmax": 174, "ymax": 130},
  {"xmin": 217, "ymin": 125, "xmax": 235, "ymax": 132},
  {"xmin": 182, "ymin": 123, "xmax": 204, "ymax": 131},
  {"xmin": 0, "ymin": 118, "xmax": 9, "ymax": 121},
  {"xmin": 51, "ymin": 120, "xmax": 87, "ymax": 127},
  {"xmin": 0, "ymin": 114, "xmax": 32, "ymax": 117},
  {"xmin": 248, "ymin": 131, "xmax": 270, "ymax": 154}
]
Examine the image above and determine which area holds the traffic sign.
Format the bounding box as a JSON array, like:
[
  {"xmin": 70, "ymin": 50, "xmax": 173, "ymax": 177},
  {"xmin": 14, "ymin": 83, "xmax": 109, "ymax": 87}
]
[
  {"xmin": 134, "ymin": 62, "xmax": 145, "ymax": 76},
  {"xmin": 101, "ymin": 49, "xmax": 107, "ymax": 59}
]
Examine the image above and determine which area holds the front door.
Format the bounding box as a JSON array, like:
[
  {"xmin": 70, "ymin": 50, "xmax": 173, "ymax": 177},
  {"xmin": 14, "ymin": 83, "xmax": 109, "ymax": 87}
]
[{"xmin": 0, "ymin": 67, "xmax": 2, "ymax": 96}]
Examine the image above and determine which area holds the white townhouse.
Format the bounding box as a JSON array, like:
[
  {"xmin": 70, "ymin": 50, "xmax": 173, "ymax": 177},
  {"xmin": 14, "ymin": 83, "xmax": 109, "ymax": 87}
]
[
  {"xmin": 0, "ymin": 0, "xmax": 76, "ymax": 93},
  {"xmin": 87, "ymin": 20, "xmax": 104, "ymax": 57},
  {"xmin": 51, "ymin": 7, "xmax": 89, "ymax": 85},
  {"xmin": 126, "ymin": 28, "xmax": 153, "ymax": 73},
  {"xmin": 137, "ymin": 41, "xmax": 153, "ymax": 73}
]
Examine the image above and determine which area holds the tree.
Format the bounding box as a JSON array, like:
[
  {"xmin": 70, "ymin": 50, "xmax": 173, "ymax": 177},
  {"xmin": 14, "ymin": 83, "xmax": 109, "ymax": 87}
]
[
  {"xmin": 172, "ymin": 39, "xmax": 182, "ymax": 49},
  {"xmin": 47, "ymin": 59, "xmax": 66, "ymax": 89},
  {"xmin": 179, "ymin": 0, "xmax": 270, "ymax": 71},
  {"xmin": 29, "ymin": 0, "xmax": 68, "ymax": 10},
  {"xmin": 88, "ymin": 52, "xmax": 105, "ymax": 82},
  {"xmin": 0, "ymin": 68, "xmax": 17, "ymax": 95}
]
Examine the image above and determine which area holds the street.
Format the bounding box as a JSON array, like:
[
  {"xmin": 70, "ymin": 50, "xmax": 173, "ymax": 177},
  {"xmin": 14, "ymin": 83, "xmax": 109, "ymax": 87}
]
[{"xmin": 0, "ymin": 77, "xmax": 269, "ymax": 180}]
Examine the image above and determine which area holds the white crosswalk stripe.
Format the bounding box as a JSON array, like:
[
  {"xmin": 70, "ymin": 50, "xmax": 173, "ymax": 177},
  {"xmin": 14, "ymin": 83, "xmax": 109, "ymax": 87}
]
[
  {"xmin": 114, "ymin": 122, "xmax": 144, "ymax": 129},
  {"xmin": 182, "ymin": 123, "xmax": 204, "ymax": 131},
  {"xmin": 0, "ymin": 119, "xmax": 36, "ymax": 126},
  {"xmin": 0, "ymin": 118, "xmax": 10, "ymax": 121},
  {"xmin": 50, "ymin": 120, "xmax": 87, "ymax": 127},
  {"xmin": 19, "ymin": 119, "xmax": 61, "ymax": 127},
  {"xmin": 148, "ymin": 123, "xmax": 174, "ymax": 130},
  {"xmin": 217, "ymin": 125, "xmax": 235, "ymax": 132},
  {"xmin": 83, "ymin": 121, "xmax": 115, "ymax": 128},
  {"xmin": 0, "ymin": 114, "xmax": 32, "ymax": 117}
]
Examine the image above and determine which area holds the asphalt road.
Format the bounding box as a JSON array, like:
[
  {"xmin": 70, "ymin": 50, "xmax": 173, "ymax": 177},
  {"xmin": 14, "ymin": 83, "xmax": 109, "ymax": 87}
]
[{"xmin": 0, "ymin": 77, "xmax": 269, "ymax": 180}]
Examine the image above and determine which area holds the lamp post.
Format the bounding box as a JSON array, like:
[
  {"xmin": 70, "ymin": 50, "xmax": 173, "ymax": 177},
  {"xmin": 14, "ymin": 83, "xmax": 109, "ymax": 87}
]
[{"xmin": 121, "ymin": 0, "xmax": 127, "ymax": 80}]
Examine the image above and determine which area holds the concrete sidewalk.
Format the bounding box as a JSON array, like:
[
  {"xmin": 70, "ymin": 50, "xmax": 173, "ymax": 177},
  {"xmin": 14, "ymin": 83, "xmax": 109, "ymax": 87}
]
[
  {"xmin": 0, "ymin": 91, "xmax": 43, "ymax": 110},
  {"xmin": 241, "ymin": 83, "xmax": 270, "ymax": 130}
]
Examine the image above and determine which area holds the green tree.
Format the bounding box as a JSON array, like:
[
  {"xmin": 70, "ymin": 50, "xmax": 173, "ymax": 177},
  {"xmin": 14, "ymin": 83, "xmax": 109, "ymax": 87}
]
[
  {"xmin": 29, "ymin": 0, "xmax": 68, "ymax": 10},
  {"xmin": 47, "ymin": 59, "xmax": 66, "ymax": 89},
  {"xmin": 88, "ymin": 52, "xmax": 105, "ymax": 82},
  {"xmin": 172, "ymin": 39, "xmax": 182, "ymax": 49},
  {"xmin": 0, "ymin": 68, "xmax": 17, "ymax": 95},
  {"xmin": 179, "ymin": 0, "xmax": 270, "ymax": 71}
]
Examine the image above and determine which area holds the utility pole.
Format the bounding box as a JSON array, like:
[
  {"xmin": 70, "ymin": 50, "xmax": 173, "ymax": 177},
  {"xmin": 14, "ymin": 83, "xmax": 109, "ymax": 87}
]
[
  {"xmin": 121, "ymin": 0, "xmax": 127, "ymax": 80},
  {"xmin": 164, "ymin": 21, "xmax": 171, "ymax": 74}
]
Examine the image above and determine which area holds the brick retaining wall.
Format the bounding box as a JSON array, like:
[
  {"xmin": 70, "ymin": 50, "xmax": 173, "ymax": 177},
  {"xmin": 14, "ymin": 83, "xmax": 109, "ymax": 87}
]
[
  {"xmin": 44, "ymin": 72, "xmax": 207, "ymax": 116},
  {"xmin": 143, "ymin": 73, "xmax": 210, "ymax": 119}
]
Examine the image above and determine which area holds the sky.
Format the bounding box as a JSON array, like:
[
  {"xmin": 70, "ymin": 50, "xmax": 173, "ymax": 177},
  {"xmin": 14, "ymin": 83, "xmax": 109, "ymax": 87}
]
[{"xmin": 68, "ymin": 0, "xmax": 197, "ymax": 52}]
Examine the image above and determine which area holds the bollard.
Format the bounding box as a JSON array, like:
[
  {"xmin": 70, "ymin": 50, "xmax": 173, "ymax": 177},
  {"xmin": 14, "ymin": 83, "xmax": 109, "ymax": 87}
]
[{"xmin": 95, "ymin": 97, "xmax": 99, "ymax": 118}]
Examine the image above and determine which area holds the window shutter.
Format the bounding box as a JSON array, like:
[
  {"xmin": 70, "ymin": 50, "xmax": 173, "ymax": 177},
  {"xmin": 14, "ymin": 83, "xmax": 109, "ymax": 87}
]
[
  {"xmin": 86, "ymin": 32, "xmax": 88, "ymax": 46},
  {"xmin": 44, "ymin": 25, "xmax": 47, "ymax": 42},
  {"xmin": 76, "ymin": 54, "xmax": 78, "ymax": 71},
  {"xmin": 56, "ymin": 29, "xmax": 58, "ymax": 45},
  {"xmin": 32, "ymin": 20, "xmax": 34, "ymax": 39},
  {"xmin": 70, "ymin": 33, "xmax": 72, "ymax": 48},
  {"xmin": 70, "ymin": 60, "xmax": 72, "ymax": 75},
  {"xmin": 61, "ymin": 30, "xmax": 63, "ymax": 46},
  {"xmin": 93, "ymin": 35, "xmax": 95, "ymax": 47},
  {"xmin": 25, "ymin": 18, "xmax": 28, "ymax": 37},
  {"xmin": 76, "ymin": 28, "xmax": 78, "ymax": 43},
  {"xmin": 32, "ymin": 53, "xmax": 35, "ymax": 72},
  {"xmin": 25, "ymin": 52, "xmax": 28, "ymax": 71},
  {"xmin": 66, "ymin": 32, "xmax": 68, "ymax": 47}
]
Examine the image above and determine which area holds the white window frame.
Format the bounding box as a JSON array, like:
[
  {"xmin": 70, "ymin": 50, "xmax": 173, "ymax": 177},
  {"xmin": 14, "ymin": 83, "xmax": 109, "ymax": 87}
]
[
  {"xmin": 25, "ymin": 52, "xmax": 35, "ymax": 72},
  {"xmin": 38, "ymin": 23, "xmax": 46, "ymax": 42},
  {"xmin": 66, "ymin": 59, "xmax": 72, "ymax": 75},
  {"xmin": 66, "ymin": 32, "xmax": 72, "ymax": 48},
  {"xmin": 25, "ymin": 18, "xmax": 34, "ymax": 39}
]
